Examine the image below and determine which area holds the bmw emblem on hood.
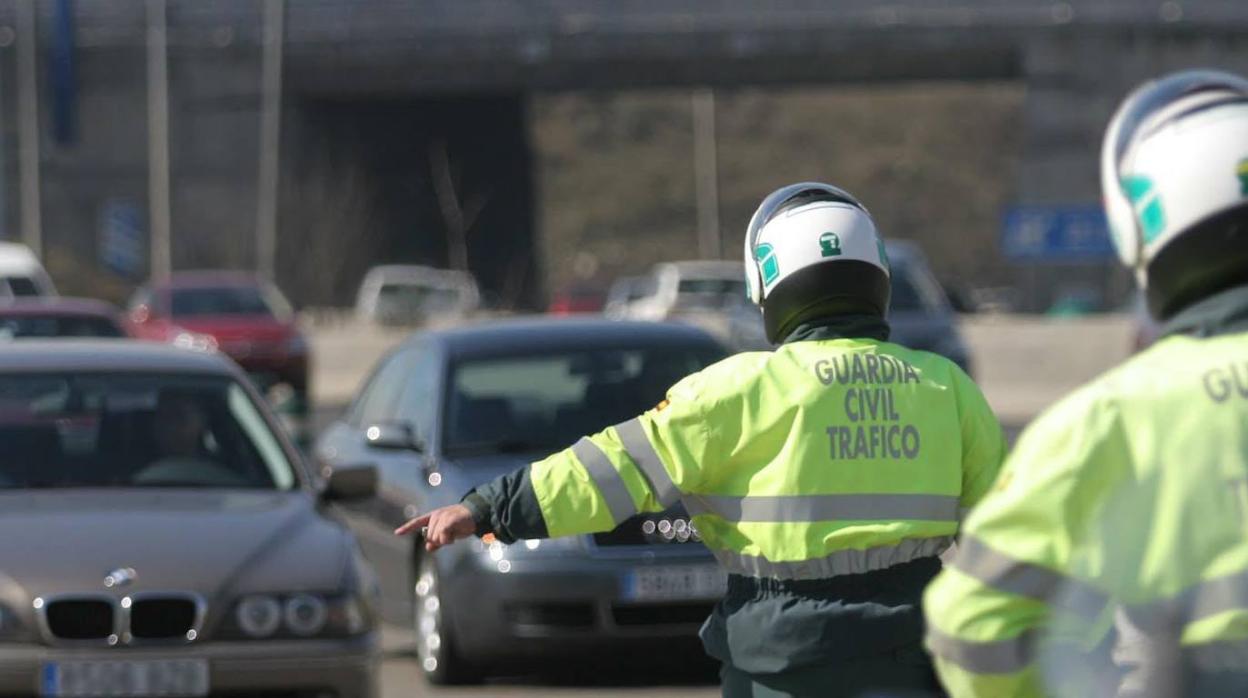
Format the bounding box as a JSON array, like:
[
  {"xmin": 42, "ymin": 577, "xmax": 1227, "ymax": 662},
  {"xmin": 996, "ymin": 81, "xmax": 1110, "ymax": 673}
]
[{"xmin": 103, "ymin": 567, "xmax": 137, "ymax": 589}]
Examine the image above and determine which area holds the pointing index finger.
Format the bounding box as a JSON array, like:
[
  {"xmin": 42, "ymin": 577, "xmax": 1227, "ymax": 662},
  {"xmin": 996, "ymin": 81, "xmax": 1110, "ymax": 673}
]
[{"xmin": 394, "ymin": 512, "xmax": 432, "ymax": 536}]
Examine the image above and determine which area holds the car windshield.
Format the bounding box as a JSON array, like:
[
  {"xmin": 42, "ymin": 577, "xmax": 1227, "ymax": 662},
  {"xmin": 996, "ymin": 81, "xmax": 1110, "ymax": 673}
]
[
  {"xmin": 378, "ymin": 282, "xmax": 465, "ymax": 314},
  {"xmin": 675, "ymin": 277, "xmax": 748, "ymax": 311},
  {"xmin": 4, "ymin": 276, "xmax": 40, "ymax": 297},
  {"xmin": 0, "ymin": 373, "xmax": 297, "ymax": 491},
  {"xmin": 171, "ymin": 285, "xmax": 289, "ymax": 319},
  {"xmin": 444, "ymin": 345, "xmax": 721, "ymax": 455},
  {"xmin": 0, "ymin": 315, "xmax": 123, "ymax": 339}
]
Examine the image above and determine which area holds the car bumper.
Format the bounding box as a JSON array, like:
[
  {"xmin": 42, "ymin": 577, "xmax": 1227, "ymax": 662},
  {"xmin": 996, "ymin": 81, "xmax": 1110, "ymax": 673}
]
[
  {"xmin": 442, "ymin": 549, "xmax": 718, "ymax": 662},
  {"xmin": 0, "ymin": 633, "xmax": 379, "ymax": 698}
]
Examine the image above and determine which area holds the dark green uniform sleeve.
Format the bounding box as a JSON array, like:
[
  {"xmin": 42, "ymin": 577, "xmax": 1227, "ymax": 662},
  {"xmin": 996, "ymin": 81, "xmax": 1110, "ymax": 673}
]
[{"xmin": 460, "ymin": 464, "xmax": 549, "ymax": 544}]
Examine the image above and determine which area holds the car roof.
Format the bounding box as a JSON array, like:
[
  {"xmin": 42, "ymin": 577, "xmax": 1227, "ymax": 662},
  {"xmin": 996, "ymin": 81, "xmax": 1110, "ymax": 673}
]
[
  {"xmin": 0, "ymin": 297, "xmax": 120, "ymax": 317},
  {"xmin": 884, "ymin": 239, "xmax": 922, "ymax": 262},
  {"xmin": 0, "ymin": 242, "xmax": 44, "ymax": 275},
  {"xmin": 412, "ymin": 317, "xmax": 724, "ymax": 359},
  {"xmin": 659, "ymin": 260, "xmax": 742, "ymax": 280},
  {"xmin": 0, "ymin": 340, "xmax": 239, "ymax": 374}
]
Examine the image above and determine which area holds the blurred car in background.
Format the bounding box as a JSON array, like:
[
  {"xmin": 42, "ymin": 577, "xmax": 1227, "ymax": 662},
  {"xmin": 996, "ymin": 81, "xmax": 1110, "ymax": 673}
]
[
  {"xmin": 0, "ymin": 341, "xmax": 380, "ymax": 697},
  {"xmin": 602, "ymin": 275, "xmax": 646, "ymax": 318},
  {"xmin": 0, "ymin": 241, "xmax": 57, "ymax": 298},
  {"xmin": 355, "ymin": 265, "xmax": 480, "ymax": 327},
  {"xmin": 546, "ymin": 282, "xmax": 606, "ymax": 315},
  {"xmin": 612, "ymin": 261, "xmax": 768, "ymax": 351},
  {"xmin": 606, "ymin": 246, "xmax": 971, "ymax": 369},
  {"xmin": 886, "ymin": 241, "xmax": 974, "ymax": 375},
  {"xmin": 0, "ymin": 298, "xmax": 126, "ymax": 339},
  {"xmin": 316, "ymin": 318, "xmax": 727, "ymax": 684},
  {"xmin": 126, "ymin": 272, "xmax": 310, "ymax": 413}
]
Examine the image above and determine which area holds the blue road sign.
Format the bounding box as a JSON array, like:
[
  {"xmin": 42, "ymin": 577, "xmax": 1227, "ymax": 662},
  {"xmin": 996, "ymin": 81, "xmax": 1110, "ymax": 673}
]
[
  {"xmin": 99, "ymin": 199, "xmax": 144, "ymax": 278},
  {"xmin": 1001, "ymin": 204, "xmax": 1114, "ymax": 262}
]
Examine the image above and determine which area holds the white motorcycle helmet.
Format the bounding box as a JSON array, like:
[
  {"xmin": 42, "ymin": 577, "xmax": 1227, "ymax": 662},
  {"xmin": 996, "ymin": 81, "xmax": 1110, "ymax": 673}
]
[
  {"xmin": 1102, "ymin": 69, "xmax": 1248, "ymax": 319},
  {"xmin": 744, "ymin": 182, "xmax": 891, "ymax": 343}
]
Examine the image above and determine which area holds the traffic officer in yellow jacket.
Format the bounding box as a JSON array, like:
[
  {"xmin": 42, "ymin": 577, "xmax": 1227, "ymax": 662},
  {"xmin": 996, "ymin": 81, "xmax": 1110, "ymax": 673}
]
[
  {"xmin": 398, "ymin": 182, "xmax": 1007, "ymax": 697},
  {"xmin": 924, "ymin": 69, "xmax": 1248, "ymax": 697}
]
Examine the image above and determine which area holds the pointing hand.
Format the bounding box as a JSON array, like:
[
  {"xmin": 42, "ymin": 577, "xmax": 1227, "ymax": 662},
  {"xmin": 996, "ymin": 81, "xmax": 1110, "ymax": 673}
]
[{"xmin": 394, "ymin": 504, "xmax": 476, "ymax": 552}]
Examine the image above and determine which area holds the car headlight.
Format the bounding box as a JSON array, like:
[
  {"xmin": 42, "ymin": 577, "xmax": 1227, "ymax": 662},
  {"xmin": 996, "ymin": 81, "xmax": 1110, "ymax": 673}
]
[
  {"xmin": 236, "ymin": 595, "xmax": 282, "ymax": 638},
  {"xmin": 229, "ymin": 593, "xmax": 372, "ymax": 640},
  {"xmin": 474, "ymin": 535, "xmax": 582, "ymax": 568},
  {"xmin": 172, "ymin": 330, "xmax": 218, "ymax": 353},
  {"xmin": 284, "ymin": 594, "xmax": 327, "ymax": 636}
]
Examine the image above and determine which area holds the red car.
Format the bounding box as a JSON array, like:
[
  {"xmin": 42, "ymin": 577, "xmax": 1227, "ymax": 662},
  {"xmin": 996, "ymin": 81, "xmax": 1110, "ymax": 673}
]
[
  {"xmin": 126, "ymin": 272, "xmax": 310, "ymax": 413},
  {"xmin": 546, "ymin": 283, "xmax": 607, "ymax": 315},
  {"xmin": 0, "ymin": 297, "xmax": 127, "ymax": 339}
]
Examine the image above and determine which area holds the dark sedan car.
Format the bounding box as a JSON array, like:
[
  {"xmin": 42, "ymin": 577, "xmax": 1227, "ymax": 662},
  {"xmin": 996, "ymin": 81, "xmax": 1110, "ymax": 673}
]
[
  {"xmin": 0, "ymin": 342, "xmax": 380, "ymax": 697},
  {"xmin": 316, "ymin": 318, "xmax": 727, "ymax": 684},
  {"xmin": 0, "ymin": 297, "xmax": 126, "ymax": 339}
]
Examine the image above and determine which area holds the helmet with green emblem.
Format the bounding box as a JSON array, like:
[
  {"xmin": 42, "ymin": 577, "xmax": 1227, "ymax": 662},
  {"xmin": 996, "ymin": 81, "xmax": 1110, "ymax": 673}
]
[
  {"xmin": 744, "ymin": 182, "xmax": 890, "ymax": 343},
  {"xmin": 1102, "ymin": 69, "xmax": 1248, "ymax": 320}
]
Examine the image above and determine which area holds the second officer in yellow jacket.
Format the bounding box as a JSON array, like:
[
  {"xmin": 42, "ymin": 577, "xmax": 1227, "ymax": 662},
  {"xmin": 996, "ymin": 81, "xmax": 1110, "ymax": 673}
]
[
  {"xmin": 400, "ymin": 182, "xmax": 1006, "ymax": 697},
  {"xmin": 924, "ymin": 70, "xmax": 1248, "ymax": 697}
]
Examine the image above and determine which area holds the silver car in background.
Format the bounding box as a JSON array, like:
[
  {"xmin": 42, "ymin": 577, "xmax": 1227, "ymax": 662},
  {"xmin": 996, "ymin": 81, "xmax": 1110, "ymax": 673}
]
[
  {"xmin": 0, "ymin": 342, "xmax": 380, "ymax": 698},
  {"xmin": 316, "ymin": 318, "xmax": 727, "ymax": 684}
]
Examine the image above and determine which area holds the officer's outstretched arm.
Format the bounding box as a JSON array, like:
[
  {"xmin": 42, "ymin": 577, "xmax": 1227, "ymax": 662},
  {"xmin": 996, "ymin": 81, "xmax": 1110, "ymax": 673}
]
[
  {"xmin": 396, "ymin": 372, "xmax": 719, "ymax": 547},
  {"xmin": 924, "ymin": 390, "xmax": 1130, "ymax": 698}
]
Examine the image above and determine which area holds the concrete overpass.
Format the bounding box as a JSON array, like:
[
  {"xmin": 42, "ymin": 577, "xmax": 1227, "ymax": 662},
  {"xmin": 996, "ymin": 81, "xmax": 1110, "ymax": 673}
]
[{"xmin": 4, "ymin": 0, "xmax": 1248, "ymax": 305}]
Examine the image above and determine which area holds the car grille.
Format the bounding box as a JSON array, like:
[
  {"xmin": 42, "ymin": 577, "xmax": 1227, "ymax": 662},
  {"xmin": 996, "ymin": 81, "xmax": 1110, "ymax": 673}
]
[
  {"xmin": 45, "ymin": 599, "xmax": 114, "ymax": 640},
  {"xmin": 611, "ymin": 602, "xmax": 714, "ymax": 627},
  {"xmin": 592, "ymin": 505, "xmax": 703, "ymax": 547},
  {"xmin": 505, "ymin": 602, "xmax": 596, "ymax": 629},
  {"xmin": 130, "ymin": 597, "xmax": 198, "ymax": 639}
]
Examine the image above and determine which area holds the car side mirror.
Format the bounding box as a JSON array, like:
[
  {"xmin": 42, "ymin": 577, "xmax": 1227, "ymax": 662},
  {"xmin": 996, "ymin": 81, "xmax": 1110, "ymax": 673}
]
[
  {"xmin": 319, "ymin": 462, "xmax": 378, "ymax": 502},
  {"xmin": 365, "ymin": 422, "xmax": 424, "ymax": 452}
]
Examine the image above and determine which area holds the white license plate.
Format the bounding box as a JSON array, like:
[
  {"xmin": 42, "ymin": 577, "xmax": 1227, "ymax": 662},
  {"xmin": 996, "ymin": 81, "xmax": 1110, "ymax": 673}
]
[
  {"xmin": 41, "ymin": 659, "xmax": 209, "ymax": 697},
  {"xmin": 622, "ymin": 564, "xmax": 728, "ymax": 601}
]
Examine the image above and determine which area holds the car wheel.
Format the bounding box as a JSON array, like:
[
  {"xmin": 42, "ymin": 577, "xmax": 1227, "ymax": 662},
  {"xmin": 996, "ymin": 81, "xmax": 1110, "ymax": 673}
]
[{"xmin": 413, "ymin": 555, "xmax": 478, "ymax": 685}]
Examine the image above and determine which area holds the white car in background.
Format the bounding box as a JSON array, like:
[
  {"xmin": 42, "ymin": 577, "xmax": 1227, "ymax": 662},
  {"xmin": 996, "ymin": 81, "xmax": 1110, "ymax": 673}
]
[
  {"xmin": 612, "ymin": 261, "xmax": 768, "ymax": 351},
  {"xmin": 354, "ymin": 265, "xmax": 480, "ymax": 327},
  {"xmin": 0, "ymin": 242, "xmax": 57, "ymax": 298}
]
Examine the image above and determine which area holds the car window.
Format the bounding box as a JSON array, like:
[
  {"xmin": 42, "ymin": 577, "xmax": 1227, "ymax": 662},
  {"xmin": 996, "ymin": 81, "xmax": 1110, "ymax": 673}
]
[
  {"xmin": 0, "ymin": 373, "xmax": 297, "ymax": 490},
  {"xmin": 170, "ymin": 286, "xmax": 282, "ymax": 318},
  {"xmin": 4, "ymin": 276, "xmax": 41, "ymax": 297},
  {"xmin": 677, "ymin": 278, "xmax": 745, "ymax": 296},
  {"xmin": 349, "ymin": 350, "xmax": 414, "ymax": 427},
  {"xmin": 394, "ymin": 349, "xmax": 439, "ymax": 443},
  {"xmin": 443, "ymin": 344, "xmax": 722, "ymax": 455},
  {"xmin": 0, "ymin": 315, "xmax": 124, "ymax": 339}
]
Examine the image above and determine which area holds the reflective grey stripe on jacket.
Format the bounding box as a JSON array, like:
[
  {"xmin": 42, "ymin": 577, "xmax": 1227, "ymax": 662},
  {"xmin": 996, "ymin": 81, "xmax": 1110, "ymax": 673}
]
[
  {"xmin": 951, "ymin": 535, "xmax": 1109, "ymax": 617},
  {"xmin": 926, "ymin": 626, "xmax": 1035, "ymax": 674},
  {"xmin": 710, "ymin": 535, "xmax": 953, "ymax": 580},
  {"xmin": 571, "ymin": 437, "xmax": 637, "ymax": 525},
  {"xmin": 685, "ymin": 493, "xmax": 959, "ymax": 522},
  {"xmin": 614, "ymin": 418, "xmax": 681, "ymax": 508},
  {"xmin": 1123, "ymin": 568, "xmax": 1248, "ymax": 633}
]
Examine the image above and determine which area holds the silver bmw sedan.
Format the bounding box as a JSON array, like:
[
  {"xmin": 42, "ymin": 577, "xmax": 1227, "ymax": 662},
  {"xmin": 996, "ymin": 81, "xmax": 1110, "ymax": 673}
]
[{"xmin": 0, "ymin": 341, "xmax": 380, "ymax": 698}]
